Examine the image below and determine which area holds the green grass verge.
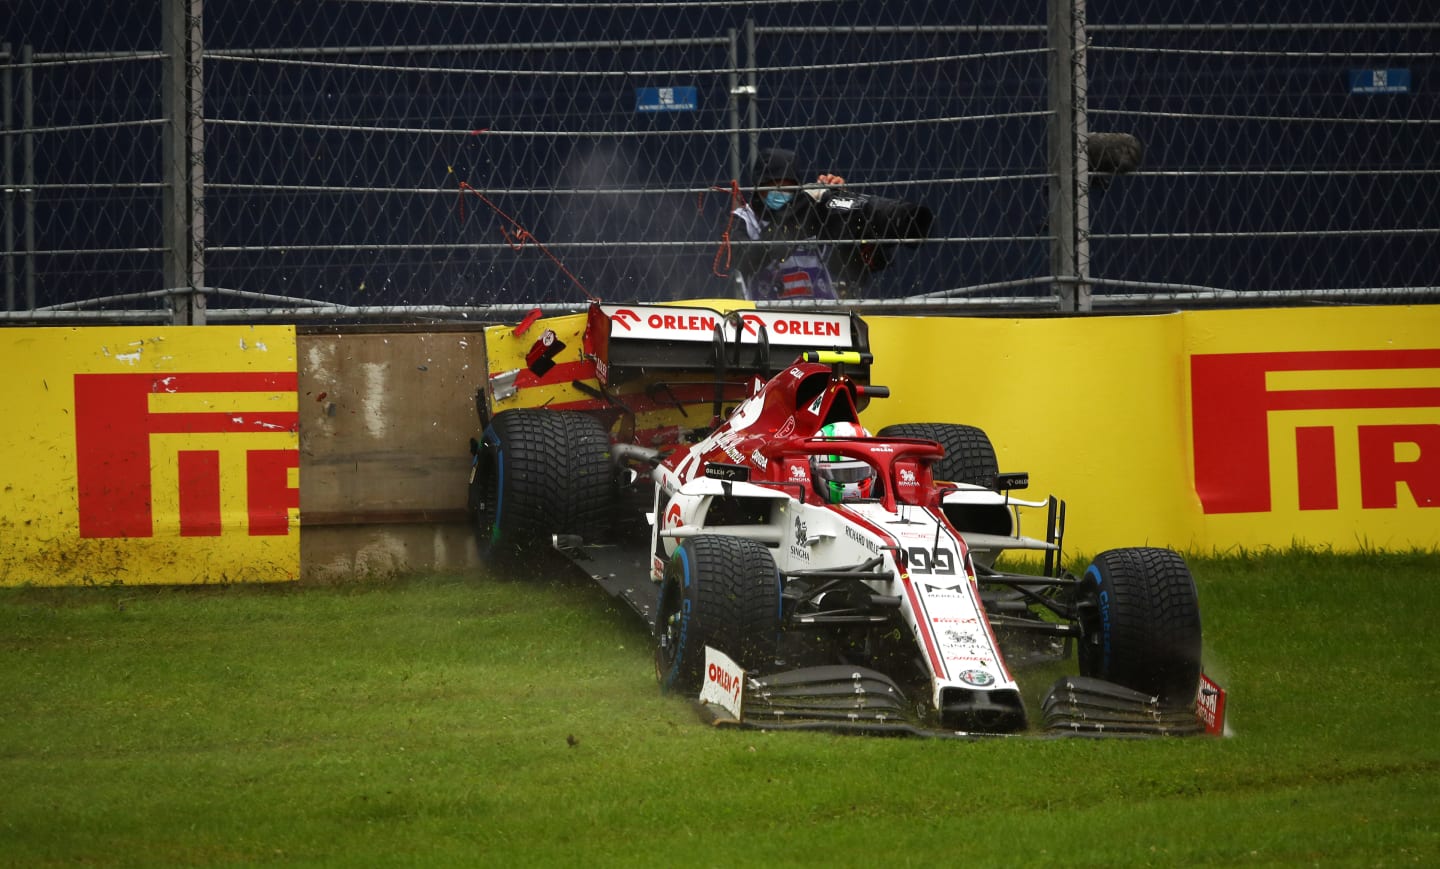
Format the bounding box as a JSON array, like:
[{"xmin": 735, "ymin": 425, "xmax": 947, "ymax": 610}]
[{"xmin": 2, "ymin": 550, "xmax": 1438, "ymax": 867}]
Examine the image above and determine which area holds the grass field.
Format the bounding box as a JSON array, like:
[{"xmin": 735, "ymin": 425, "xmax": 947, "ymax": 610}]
[{"xmin": 3, "ymin": 550, "xmax": 1438, "ymax": 867}]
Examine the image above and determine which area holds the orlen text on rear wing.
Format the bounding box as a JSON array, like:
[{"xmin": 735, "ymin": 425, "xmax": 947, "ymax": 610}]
[{"xmin": 601, "ymin": 303, "xmax": 868, "ymax": 378}]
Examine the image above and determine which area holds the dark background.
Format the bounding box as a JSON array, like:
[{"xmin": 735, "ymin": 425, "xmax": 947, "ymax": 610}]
[{"xmin": 4, "ymin": 1, "xmax": 1436, "ymax": 310}]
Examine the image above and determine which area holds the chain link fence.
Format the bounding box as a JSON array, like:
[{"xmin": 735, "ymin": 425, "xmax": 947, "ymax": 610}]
[{"xmin": 3, "ymin": 1, "xmax": 1437, "ymax": 322}]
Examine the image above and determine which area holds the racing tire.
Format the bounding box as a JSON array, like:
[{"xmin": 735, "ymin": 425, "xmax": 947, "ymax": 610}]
[
  {"xmin": 875, "ymin": 423, "xmax": 998, "ymax": 488},
  {"xmin": 472, "ymin": 409, "xmax": 614, "ymax": 565},
  {"xmin": 1077, "ymin": 547, "xmax": 1203, "ymax": 704},
  {"xmin": 655, "ymin": 535, "xmax": 783, "ymax": 694}
]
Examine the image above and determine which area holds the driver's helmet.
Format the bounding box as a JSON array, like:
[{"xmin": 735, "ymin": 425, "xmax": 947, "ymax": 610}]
[{"xmin": 810, "ymin": 422, "xmax": 876, "ymax": 503}]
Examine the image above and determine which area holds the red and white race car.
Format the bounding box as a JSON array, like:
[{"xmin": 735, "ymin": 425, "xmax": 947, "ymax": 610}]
[{"xmin": 469, "ymin": 302, "xmax": 1220, "ymax": 736}]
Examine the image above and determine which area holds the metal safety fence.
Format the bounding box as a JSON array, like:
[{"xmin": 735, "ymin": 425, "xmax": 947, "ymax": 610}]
[{"xmin": 2, "ymin": 1, "xmax": 1437, "ymax": 323}]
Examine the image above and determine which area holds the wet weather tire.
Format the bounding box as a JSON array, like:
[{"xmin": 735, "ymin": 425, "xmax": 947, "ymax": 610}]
[
  {"xmin": 472, "ymin": 409, "xmax": 613, "ymax": 564},
  {"xmin": 1077, "ymin": 547, "xmax": 1202, "ymax": 703},
  {"xmin": 876, "ymin": 423, "xmax": 998, "ymax": 487},
  {"xmin": 655, "ymin": 535, "xmax": 783, "ymax": 694}
]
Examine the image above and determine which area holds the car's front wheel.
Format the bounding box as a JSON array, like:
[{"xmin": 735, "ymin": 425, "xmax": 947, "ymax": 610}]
[
  {"xmin": 1076, "ymin": 547, "xmax": 1203, "ymax": 703},
  {"xmin": 655, "ymin": 535, "xmax": 783, "ymax": 693}
]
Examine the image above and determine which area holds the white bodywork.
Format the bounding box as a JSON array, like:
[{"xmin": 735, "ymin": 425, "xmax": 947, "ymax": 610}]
[{"xmin": 649, "ymin": 466, "xmax": 1025, "ymax": 711}]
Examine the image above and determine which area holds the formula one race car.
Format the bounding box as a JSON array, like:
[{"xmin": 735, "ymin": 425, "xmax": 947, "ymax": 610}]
[{"xmin": 468, "ymin": 302, "xmax": 1219, "ymax": 737}]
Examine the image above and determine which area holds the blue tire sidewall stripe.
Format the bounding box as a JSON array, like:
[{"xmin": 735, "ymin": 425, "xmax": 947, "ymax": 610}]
[
  {"xmin": 1084, "ymin": 563, "xmax": 1111, "ymax": 673},
  {"xmin": 662, "ymin": 545, "xmax": 693, "ymax": 689}
]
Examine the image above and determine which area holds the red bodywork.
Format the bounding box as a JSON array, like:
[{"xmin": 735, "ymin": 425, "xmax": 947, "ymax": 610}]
[{"xmin": 658, "ymin": 360, "xmax": 946, "ymax": 510}]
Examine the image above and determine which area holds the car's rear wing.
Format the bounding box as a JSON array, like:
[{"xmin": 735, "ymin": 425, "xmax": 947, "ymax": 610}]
[
  {"xmin": 601, "ymin": 303, "xmax": 865, "ymax": 373},
  {"xmin": 480, "ymin": 301, "xmax": 870, "ymax": 429}
]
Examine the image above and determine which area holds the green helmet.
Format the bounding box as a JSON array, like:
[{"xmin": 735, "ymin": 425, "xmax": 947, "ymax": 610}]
[{"xmin": 811, "ymin": 422, "xmax": 876, "ymax": 503}]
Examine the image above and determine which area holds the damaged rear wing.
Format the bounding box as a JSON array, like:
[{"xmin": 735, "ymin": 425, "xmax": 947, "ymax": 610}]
[
  {"xmin": 600, "ymin": 303, "xmax": 868, "ymax": 377},
  {"xmin": 481, "ymin": 301, "xmax": 870, "ymax": 423}
]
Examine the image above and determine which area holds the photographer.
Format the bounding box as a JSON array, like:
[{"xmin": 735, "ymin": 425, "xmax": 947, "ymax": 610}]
[{"xmin": 729, "ymin": 147, "xmax": 933, "ymax": 301}]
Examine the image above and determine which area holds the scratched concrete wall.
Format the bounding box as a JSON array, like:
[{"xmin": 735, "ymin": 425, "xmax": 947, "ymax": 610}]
[{"xmin": 297, "ymin": 328, "xmax": 489, "ymax": 581}]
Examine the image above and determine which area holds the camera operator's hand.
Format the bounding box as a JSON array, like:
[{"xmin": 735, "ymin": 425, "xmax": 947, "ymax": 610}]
[{"xmin": 804, "ymin": 174, "xmax": 846, "ymax": 200}]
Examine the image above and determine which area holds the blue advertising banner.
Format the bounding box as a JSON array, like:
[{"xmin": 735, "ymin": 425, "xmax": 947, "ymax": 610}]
[
  {"xmin": 1349, "ymin": 69, "xmax": 1412, "ymax": 94},
  {"xmin": 636, "ymin": 86, "xmax": 698, "ymax": 111}
]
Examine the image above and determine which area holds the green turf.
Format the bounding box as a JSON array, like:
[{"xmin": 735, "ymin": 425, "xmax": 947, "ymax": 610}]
[{"xmin": 2, "ymin": 550, "xmax": 1438, "ymax": 867}]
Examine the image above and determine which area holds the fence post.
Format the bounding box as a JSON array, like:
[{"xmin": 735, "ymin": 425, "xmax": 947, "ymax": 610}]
[
  {"xmin": 727, "ymin": 28, "xmax": 743, "ymax": 184},
  {"xmin": 21, "ymin": 44, "xmax": 35, "ymax": 312},
  {"xmin": 1048, "ymin": 0, "xmax": 1090, "ymax": 312},
  {"xmin": 162, "ymin": 0, "xmax": 206, "ymax": 325},
  {"xmin": 2, "ymin": 42, "xmax": 12, "ymax": 311},
  {"xmin": 744, "ymin": 18, "xmax": 759, "ymax": 169}
]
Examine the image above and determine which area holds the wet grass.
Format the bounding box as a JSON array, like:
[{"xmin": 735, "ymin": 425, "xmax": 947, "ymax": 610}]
[{"xmin": 2, "ymin": 550, "xmax": 1438, "ymax": 867}]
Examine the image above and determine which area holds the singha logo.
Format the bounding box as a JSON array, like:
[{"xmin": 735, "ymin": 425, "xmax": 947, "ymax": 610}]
[{"xmin": 793, "ymin": 515, "xmax": 808, "ymax": 544}]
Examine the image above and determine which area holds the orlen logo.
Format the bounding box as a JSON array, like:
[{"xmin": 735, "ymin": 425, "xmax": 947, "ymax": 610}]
[
  {"xmin": 74, "ymin": 372, "xmax": 299, "ymax": 538},
  {"xmin": 1191, "ymin": 350, "xmax": 1440, "ymax": 514},
  {"xmin": 610, "ymin": 309, "xmax": 641, "ymax": 331}
]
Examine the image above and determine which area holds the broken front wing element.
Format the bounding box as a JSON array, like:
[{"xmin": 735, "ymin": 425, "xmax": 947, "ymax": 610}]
[{"xmin": 694, "ymin": 646, "xmax": 1226, "ymax": 739}]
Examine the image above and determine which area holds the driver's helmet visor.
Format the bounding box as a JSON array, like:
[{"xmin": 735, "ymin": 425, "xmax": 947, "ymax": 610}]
[{"xmin": 811, "ymin": 458, "xmax": 873, "ymax": 484}]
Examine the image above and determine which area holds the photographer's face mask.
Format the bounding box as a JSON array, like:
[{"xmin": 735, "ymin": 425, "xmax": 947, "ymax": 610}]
[{"xmin": 763, "ymin": 189, "xmax": 794, "ymax": 210}]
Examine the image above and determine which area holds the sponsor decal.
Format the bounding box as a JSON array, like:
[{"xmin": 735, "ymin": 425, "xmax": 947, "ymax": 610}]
[
  {"xmin": 789, "ymin": 514, "xmax": 812, "ymax": 561},
  {"xmin": 776, "ymin": 416, "xmax": 797, "ymax": 439},
  {"xmin": 1096, "ymin": 583, "xmax": 1113, "ymax": 667},
  {"xmin": 844, "ymin": 523, "xmax": 881, "ymax": 555},
  {"xmin": 2, "ymin": 326, "xmax": 301, "ymax": 586},
  {"xmin": 1191, "ymin": 349, "xmax": 1440, "ymax": 513},
  {"xmin": 704, "ymin": 463, "xmax": 750, "ymax": 482},
  {"xmin": 601, "ymin": 305, "xmax": 849, "ymax": 346},
  {"xmin": 74, "ymin": 372, "xmax": 299, "ymax": 538},
  {"xmin": 610, "ymin": 308, "xmax": 642, "ymax": 331},
  {"xmin": 957, "ymin": 669, "xmax": 994, "ymax": 687},
  {"xmin": 707, "ymin": 428, "xmax": 747, "ymax": 465},
  {"xmin": 523, "ymin": 329, "xmax": 565, "ymax": 376},
  {"xmin": 615, "ymin": 308, "xmax": 716, "ymax": 335},
  {"xmin": 1195, "ymin": 672, "xmax": 1228, "ymax": 735},
  {"xmin": 893, "ymin": 524, "xmax": 939, "ymax": 541},
  {"xmin": 899, "ymin": 468, "xmax": 917, "ymax": 484},
  {"xmin": 699, "ymin": 646, "xmax": 745, "ymax": 719},
  {"xmin": 739, "ymin": 312, "xmax": 845, "ymax": 339}
]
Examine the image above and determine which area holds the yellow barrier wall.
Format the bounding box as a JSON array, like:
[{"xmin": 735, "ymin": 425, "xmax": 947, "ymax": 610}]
[
  {"xmin": 0, "ymin": 327, "xmax": 299, "ymax": 585},
  {"xmin": 2, "ymin": 307, "xmax": 1433, "ymax": 586},
  {"xmin": 866, "ymin": 305, "xmax": 1439, "ymax": 554}
]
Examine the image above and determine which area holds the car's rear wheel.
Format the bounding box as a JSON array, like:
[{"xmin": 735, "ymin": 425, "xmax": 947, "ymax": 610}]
[
  {"xmin": 655, "ymin": 535, "xmax": 783, "ymax": 693},
  {"xmin": 471, "ymin": 409, "xmax": 614, "ymax": 566},
  {"xmin": 1076, "ymin": 547, "xmax": 1203, "ymax": 704},
  {"xmin": 875, "ymin": 422, "xmax": 998, "ymax": 487}
]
